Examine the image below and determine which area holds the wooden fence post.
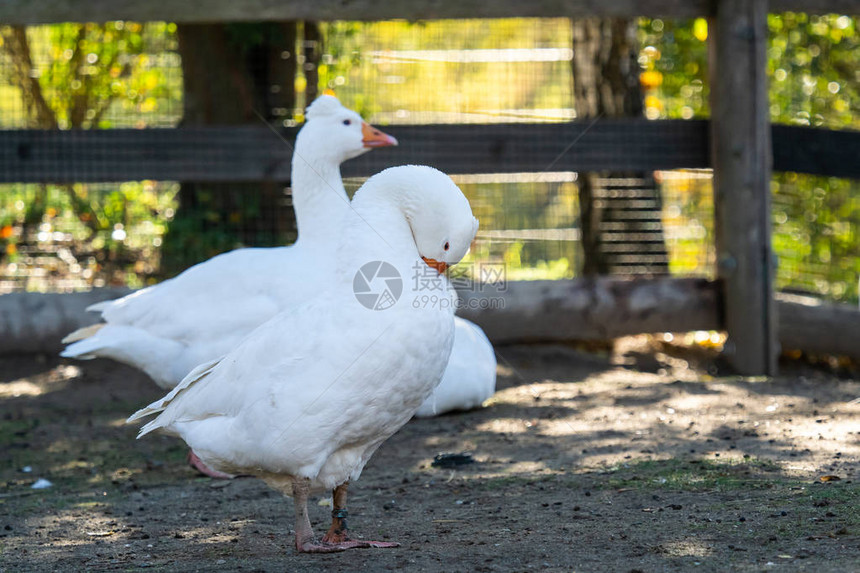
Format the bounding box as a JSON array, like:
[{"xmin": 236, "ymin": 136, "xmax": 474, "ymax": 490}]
[{"xmin": 709, "ymin": 0, "xmax": 778, "ymax": 375}]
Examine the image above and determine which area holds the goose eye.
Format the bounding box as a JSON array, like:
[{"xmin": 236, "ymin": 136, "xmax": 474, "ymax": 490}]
[
  {"xmin": 342, "ymin": 119, "xmax": 352, "ymax": 126},
  {"xmin": 443, "ymin": 242, "xmax": 450, "ymax": 251}
]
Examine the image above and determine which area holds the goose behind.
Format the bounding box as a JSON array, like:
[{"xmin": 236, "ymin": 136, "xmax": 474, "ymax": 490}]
[{"xmin": 61, "ymin": 96, "xmax": 396, "ymax": 389}]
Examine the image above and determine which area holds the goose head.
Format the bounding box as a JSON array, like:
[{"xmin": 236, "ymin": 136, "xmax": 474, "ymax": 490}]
[
  {"xmin": 360, "ymin": 165, "xmax": 479, "ymax": 274},
  {"xmin": 298, "ymin": 95, "xmax": 397, "ymax": 164}
]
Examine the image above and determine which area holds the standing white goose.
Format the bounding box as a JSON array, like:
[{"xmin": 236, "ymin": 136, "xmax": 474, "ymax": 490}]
[
  {"xmin": 62, "ymin": 95, "xmax": 496, "ymax": 419},
  {"xmin": 61, "ymin": 96, "xmax": 397, "ymax": 388},
  {"xmin": 128, "ymin": 165, "xmax": 479, "ymax": 553}
]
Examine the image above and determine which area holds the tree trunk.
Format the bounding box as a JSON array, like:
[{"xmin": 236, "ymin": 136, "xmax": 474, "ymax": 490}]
[
  {"xmin": 571, "ymin": 18, "xmax": 669, "ymax": 276},
  {"xmin": 161, "ymin": 23, "xmax": 300, "ymax": 276},
  {"xmin": 302, "ymin": 21, "xmax": 322, "ymax": 103},
  {"xmin": 577, "ymin": 174, "xmax": 609, "ymax": 275}
]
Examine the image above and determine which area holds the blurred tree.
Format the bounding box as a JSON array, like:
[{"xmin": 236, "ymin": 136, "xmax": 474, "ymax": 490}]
[
  {"xmin": 161, "ymin": 22, "xmax": 301, "ymax": 276},
  {"xmin": 641, "ymin": 14, "xmax": 859, "ymax": 302},
  {"xmin": 571, "ymin": 18, "xmax": 669, "ymax": 276},
  {"xmin": 0, "ymin": 22, "xmax": 178, "ymax": 286}
]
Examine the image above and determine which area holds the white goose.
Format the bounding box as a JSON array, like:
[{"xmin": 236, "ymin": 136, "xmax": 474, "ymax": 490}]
[
  {"xmin": 129, "ymin": 166, "xmax": 479, "ymax": 553},
  {"xmin": 414, "ymin": 319, "xmax": 496, "ymax": 417},
  {"xmin": 61, "ymin": 96, "xmax": 397, "ymax": 388},
  {"xmin": 62, "ymin": 95, "xmax": 496, "ymax": 420}
]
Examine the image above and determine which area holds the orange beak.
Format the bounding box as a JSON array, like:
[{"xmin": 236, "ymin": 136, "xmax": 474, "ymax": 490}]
[
  {"xmin": 422, "ymin": 257, "xmax": 448, "ymax": 275},
  {"xmin": 362, "ymin": 122, "xmax": 398, "ymax": 148}
]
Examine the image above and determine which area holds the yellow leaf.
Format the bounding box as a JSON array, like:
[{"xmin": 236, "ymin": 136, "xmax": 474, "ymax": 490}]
[
  {"xmin": 144, "ymin": 74, "xmax": 159, "ymax": 91},
  {"xmin": 645, "ymin": 95, "xmax": 663, "ymax": 110},
  {"xmin": 295, "ymin": 76, "xmax": 308, "ymax": 93},
  {"xmin": 139, "ymin": 98, "xmax": 156, "ymax": 113},
  {"xmin": 693, "ymin": 18, "xmax": 709, "ymax": 42},
  {"xmin": 640, "ymin": 70, "xmax": 663, "ymax": 90}
]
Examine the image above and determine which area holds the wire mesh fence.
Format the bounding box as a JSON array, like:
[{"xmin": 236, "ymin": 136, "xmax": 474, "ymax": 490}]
[{"xmin": 0, "ymin": 17, "xmax": 857, "ymax": 303}]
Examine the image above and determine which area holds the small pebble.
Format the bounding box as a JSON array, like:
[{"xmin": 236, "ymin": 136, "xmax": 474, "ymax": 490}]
[{"xmin": 31, "ymin": 478, "xmax": 52, "ymax": 490}]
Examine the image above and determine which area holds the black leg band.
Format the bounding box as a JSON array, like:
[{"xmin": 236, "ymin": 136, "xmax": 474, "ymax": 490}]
[{"xmin": 332, "ymin": 508, "xmax": 348, "ymax": 519}]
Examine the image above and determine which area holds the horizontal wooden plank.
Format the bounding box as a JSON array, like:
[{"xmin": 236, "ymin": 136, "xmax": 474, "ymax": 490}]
[
  {"xmin": 0, "ymin": 119, "xmax": 711, "ymax": 183},
  {"xmin": 344, "ymin": 120, "xmax": 711, "ymax": 178},
  {"xmin": 0, "ymin": 0, "xmax": 708, "ymax": 25},
  {"xmin": 0, "ymin": 0, "xmax": 853, "ymax": 25},
  {"xmin": 771, "ymin": 1, "xmax": 860, "ymax": 14},
  {"xmin": 1, "ymin": 121, "xmax": 857, "ymax": 183},
  {"xmin": 772, "ymin": 124, "xmax": 860, "ymax": 179},
  {"xmin": 2, "ymin": 126, "xmax": 297, "ymax": 183}
]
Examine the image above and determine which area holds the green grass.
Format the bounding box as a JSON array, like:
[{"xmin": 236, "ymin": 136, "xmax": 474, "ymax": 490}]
[
  {"xmin": 0, "ymin": 418, "xmax": 35, "ymax": 442},
  {"xmin": 601, "ymin": 457, "xmax": 784, "ymax": 492},
  {"xmin": 1, "ymin": 413, "xmax": 189, "ymax": 498},
  {"xmin": 598, "ymin": 457, "xmax": 858, "ymax": 533}
]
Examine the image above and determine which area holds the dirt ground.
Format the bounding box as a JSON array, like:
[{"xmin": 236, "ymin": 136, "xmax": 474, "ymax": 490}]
[{"xmin": 1, "ymin": 338, "xmax": 858, "ymax": 572}]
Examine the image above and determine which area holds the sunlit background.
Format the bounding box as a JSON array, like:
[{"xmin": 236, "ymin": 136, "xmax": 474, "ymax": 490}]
[{"xmin": 0, "ymin": 15, "xmax": 857, "ymax": 302}]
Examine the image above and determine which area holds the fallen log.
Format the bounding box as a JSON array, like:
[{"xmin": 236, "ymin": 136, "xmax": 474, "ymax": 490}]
[
  {"xmin": 458, "ymin": 278, "xmax": 860, "ymax": 362},
  {"xmin": 0, "ymin": 279, "xmax": 858, "ymax": 362},
  {"xmin": 775, "ymin": 292, "xmax": 860, "ymax": 361},
  {"xmin": 0, "ymin": 288, "xmax": 130, "ymax": 354},
  {"xmin": 456, "ymin": 276, "xmax": 722, "ymax": 342}
]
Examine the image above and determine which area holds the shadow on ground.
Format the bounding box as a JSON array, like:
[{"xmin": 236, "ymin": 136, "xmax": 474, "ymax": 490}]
[{"xmin": 1, "ymin": 339, "xmax": 858, "ymax": 572}]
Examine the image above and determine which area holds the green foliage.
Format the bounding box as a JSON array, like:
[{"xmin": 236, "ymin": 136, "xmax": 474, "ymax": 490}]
[
  {"xmin": 453, "ymin": 178, "xmax": 579, "ymax": 281},
  {"xmin": 638, "ymin": 18, "xmax": 709, "ymax": 119},
  {"xmin": 638, "ymin": 13, "xmax": 860, "ymax": 128},
  {"xmin": 765, "ymin": 15, "xmax": 859, "ymax": 303},
  {"xmin": 0, "ymin": 22, "xmax": 181, "ymax": 290},
  {"xmin": 640, "ymin": 14, "xmax": 859, "ymax": 303},
  {"xmin": 0, "ymin": 181, "xmax": 176, "ymax": 291},
  {"xmin": 0, "ymin": 16, "xmax": 856, "ymax": 302},
  {"xmin": 317, "ymin": 19, "xmax": 573, "ymax": 123},
  {"xmin": 768, "ymin": 13, "xmax": 858, "ymax": 129},
  {"xmin": 158, "ymin": 184, "xmax": 295, "ymax": 277},
  {"xmin": 18, "ymin": 22, "xmax": 181, "ymax": 129},
  {"xmin": 658, "ymin": 171, "xmax": 715, "ymax": 276},
  {"xmin": 772, "ymin": 174, "xmax": 859, "ymax": 301}
]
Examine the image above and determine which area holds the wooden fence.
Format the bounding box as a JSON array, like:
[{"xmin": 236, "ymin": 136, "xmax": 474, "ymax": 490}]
[
  {"xmin": 1, "ymin": 0, "xmax": 859, "ymax": 374},
  {"xmin": 2, "ymin": 122, "xmax": 858, "ymax": 183}
]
